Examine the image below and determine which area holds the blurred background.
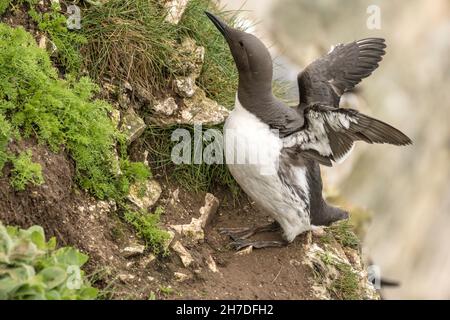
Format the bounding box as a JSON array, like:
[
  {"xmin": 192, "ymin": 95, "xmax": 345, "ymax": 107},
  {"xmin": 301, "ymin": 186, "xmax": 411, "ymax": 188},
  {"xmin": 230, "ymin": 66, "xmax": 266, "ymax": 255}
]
[{"xmin": 220, "ymin": 0, "xmax": 450, "ymax": 299}]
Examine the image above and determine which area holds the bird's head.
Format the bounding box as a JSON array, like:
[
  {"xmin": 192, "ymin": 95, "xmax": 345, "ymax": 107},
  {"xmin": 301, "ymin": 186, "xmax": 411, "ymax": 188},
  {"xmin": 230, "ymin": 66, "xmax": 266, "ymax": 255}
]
[{"xmin": 205, "ymin": 11, "xmax": 273, "ymax": 85}]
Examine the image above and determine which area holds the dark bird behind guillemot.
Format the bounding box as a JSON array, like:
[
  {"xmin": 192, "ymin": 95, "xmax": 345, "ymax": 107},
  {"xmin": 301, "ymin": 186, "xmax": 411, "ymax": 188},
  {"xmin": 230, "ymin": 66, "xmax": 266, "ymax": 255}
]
[{"xmin": 205, "ymin": 12, "xmax": 412, "ymax": 250}]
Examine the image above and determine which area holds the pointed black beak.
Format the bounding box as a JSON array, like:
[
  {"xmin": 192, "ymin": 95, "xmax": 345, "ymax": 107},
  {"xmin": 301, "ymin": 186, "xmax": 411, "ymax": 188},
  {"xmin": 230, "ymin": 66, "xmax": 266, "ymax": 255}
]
[{"xmin": 205, "ymin": 11, "xmax": 229, "ymax": 39}]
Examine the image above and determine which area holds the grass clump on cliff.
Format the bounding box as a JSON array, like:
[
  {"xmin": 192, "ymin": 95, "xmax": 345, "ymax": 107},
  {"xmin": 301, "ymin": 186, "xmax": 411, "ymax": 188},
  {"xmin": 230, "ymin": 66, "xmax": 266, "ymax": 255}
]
[
  {"xmin": 81, "ymin": 0, "xmax": 239, "ymax": 107},
  {"xmin": 145, "ymin": 124, "xmax": 239, "ymax": 195},
  {"xmin": 0, "ymin": 23, "xmax": 148, "ymax": 197}
]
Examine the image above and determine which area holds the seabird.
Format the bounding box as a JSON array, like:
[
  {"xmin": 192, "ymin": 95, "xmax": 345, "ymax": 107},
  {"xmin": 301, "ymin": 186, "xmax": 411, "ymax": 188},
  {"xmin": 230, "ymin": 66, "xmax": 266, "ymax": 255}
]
[{"xmin": 205, "ymin": 12, "xmax": 412, "ymax": 250}]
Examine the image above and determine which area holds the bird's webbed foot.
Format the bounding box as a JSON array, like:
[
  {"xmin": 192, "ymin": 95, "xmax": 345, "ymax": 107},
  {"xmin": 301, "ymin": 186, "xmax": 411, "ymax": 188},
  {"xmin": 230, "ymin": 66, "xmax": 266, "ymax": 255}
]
[
  {"xmin": 229, "ymin": 238, "xmax": 288, "ymax": 251},
  {"xmin": 218, "ymin": 221, "xmax": 280, "ymax": 241}
]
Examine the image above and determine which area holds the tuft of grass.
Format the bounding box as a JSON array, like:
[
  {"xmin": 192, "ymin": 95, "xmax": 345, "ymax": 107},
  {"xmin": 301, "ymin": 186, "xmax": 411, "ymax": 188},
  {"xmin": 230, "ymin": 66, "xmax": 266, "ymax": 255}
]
[
  {"xmin": 144, "ymin": 124, "xmax": 239, "ymax": 195},
  {"xmin": 322, "ymin": 220, "xmax": 360, "ymax": 250},
  {"xmin": 10, "ymin": 150, "xmax": 44, "ymax": 190},
  {"xmin": 319, "ymin": 252, "xmax": 360, "ymax": 300},
  {"xmin": 81, "ymin": 0, "xmax": 240, "ymax": 107},
  {"xmin": 123, "ymin": 206, "xmax": 170, "ymax": 256},
  {"xmin": 81, "ymin": 0, "xmax": 180, "ymax": 94}
]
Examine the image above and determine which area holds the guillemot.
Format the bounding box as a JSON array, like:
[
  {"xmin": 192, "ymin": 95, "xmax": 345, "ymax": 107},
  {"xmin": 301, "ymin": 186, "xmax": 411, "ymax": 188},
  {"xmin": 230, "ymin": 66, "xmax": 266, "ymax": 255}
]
[{"xmin": 205, "ymin": 12, "xmax": 412, "ymax": 250}]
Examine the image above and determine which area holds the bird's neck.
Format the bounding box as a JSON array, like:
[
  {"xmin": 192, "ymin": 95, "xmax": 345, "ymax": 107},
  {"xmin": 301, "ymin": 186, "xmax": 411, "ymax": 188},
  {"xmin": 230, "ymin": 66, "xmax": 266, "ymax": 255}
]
[{"xmin": 237, "ymin": 76, "xmax": 275, "ymax": 111}]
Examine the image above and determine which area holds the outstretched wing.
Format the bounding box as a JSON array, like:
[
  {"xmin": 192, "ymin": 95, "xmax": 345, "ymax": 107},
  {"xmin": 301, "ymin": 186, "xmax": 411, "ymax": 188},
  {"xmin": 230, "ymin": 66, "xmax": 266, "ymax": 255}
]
[
  {"xmin": 283, "ymin": 104, "xmax": 412, "ymax": 166},
  {"xmin": 298, "ymin": 38, "xmax": 386, "ymax": 107}
]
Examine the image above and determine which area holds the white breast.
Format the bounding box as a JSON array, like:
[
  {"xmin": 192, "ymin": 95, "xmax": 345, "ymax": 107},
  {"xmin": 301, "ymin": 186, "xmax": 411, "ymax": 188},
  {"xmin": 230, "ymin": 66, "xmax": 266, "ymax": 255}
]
[{"xmin": 224, "ymin": 94, "xmax": 311, "ymax": 242}]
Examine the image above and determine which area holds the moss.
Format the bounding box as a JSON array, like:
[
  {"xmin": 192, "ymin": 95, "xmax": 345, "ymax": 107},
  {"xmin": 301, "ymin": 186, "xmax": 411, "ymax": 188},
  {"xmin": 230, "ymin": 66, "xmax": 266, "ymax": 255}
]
[{"xmin": 123, "ymin": 206, "xmax": 170, "ymax": 256}]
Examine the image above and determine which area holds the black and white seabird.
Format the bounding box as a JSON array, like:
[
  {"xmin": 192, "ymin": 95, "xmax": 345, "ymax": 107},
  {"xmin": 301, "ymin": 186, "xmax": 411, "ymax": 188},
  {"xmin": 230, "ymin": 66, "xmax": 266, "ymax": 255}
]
[{"xmin": 205, "ymin": 12, "xmax": 412, "ymax": 250}]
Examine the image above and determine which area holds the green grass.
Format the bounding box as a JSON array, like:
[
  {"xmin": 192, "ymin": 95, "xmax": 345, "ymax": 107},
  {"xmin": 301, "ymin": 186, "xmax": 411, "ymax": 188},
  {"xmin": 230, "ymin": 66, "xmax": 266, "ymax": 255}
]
[
  {"xmin": 144, "ymin": 124, "xmax": 239, "ymax": 195},
  {"xmin": 81, "ymin": 0, "xmax": 180, "ymax": 94},
  {"xmin": 81, "ymin": 0, "xmax": 240, "ymax": 107},
  {"xmin": 319, "ymin": 252, "xmax": 360, "ymax": 300},
  {"xmin": 123, "ymin": 206, "xmax": 170, "ymax": 256},
  {"xmin": 321, "ymin": 220, "xmax": 360, "ymax": 250}
]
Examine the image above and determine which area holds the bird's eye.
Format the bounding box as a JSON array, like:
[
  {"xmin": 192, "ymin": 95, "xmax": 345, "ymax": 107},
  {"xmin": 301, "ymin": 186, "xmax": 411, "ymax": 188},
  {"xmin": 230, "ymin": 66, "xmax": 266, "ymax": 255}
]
[{"xmin": 238, "ymin": 41, "xmax": 244, "ymax": 47}]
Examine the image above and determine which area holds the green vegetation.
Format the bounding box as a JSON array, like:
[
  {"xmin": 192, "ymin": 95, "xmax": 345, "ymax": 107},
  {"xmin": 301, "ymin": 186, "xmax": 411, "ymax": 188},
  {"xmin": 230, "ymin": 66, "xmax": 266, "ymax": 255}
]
[
  {"xmin": 10, "ymin": 150, "xmax": 44, "ymax": 190},
  {"xmin": 179, "ymin": 0, "xmax": 240, "ymax": 106},
  {"xmin": 28, "ymin": 1, "xmax": 87, "ymax": 72},
  {"xmin": 321, "ymin": 220, "xmax": 360, "ymax": 250},
  {"xmin": 0, "ymin": 222, "xmax": 97, "ymax": 300},
  {"xmin": 81, "ymin": 0, "xmax": 240, "ymax": 107},
  {"xmin": 0, "ymin": 23, "xmax": 151, "ymax": 197},
  {"xmin": 0, "ymin": 0, "xmax": 10, "ymax": 15},
  {"xmin": 145, "ymin": 124, "xmax": 239, "ymax": 195},
  {"xmin": 320, "ymin": 252, "xmax": 360, "ymax": 300},
  {"xmin": 123, "ymin": 206, "xmax": 170, "ymax": 256}
]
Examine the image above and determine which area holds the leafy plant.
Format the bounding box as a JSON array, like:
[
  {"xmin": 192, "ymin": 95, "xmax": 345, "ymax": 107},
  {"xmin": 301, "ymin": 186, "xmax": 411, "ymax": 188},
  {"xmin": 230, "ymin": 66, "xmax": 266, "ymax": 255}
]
[
  {"xmin": 0, "ymin": 222, "xmax": 98, "ymax": 300},
  {"xmin": 123, "ymin": 206, "xmax": 170, "ymax": 256},
  {"xmin": 10, "ymin": 150, "xmax": 44, "ymax": 190},
  {"xmin": 0, "ymin": 23, "xmax": 149, "ymax": 198}
]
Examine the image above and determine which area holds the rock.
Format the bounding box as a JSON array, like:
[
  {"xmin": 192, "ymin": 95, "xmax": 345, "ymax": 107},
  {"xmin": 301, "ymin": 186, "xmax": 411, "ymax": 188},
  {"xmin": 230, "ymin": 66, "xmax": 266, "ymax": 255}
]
[
  {"xmin": 174, "ymin": 272, "xmax": 191, "ymax": 282},
  {"xmin": 236, "ymin": 246, "xmax": 253, "ymax": 256},
  {"xmin": 122, "ymin": 244, "xmax": 145, "ymax": 258},
  {"xmin": 170, "ymin": 218, "xmax": 204, "ymax": 241},
  {"xmin": 176, "ymin": 38, "xmax": 205, "ymax": 77},
  {"xmin": 174, "ymin": 76, "xmax": 196, "ymax": 98},
  {"xmin": 109, "ymin": 109, "xmax": 121, "ymax": 128},
  {"xmin": 127, "ymin": 179, "xmax": 162, "ymax": 211},
  {"xmin": 118, "ymin": 273, "xmax": 135, "ymax": 282},
  {"xmin": 163, "ymin": 230, "xmax": 176, "ymax": 250},
  {"xmin": 140, "ymin": 254, "xmax": 157, "ymax": 268},
  {"xmin": 38, "ymin": 34, "xmax": 57, "ymax": 55},
  {"xmin": 151, "ymin": 89, "xmax": 229, "ymax": 126},
  {"xmin": 120, "ymin": 108, "xmax": 146, "ymax": 144},
  {"xmin": 171, "ymin": 241, "xmax": 194, "ymax": 268},
  {"xmin": 303, "ymin": 242, "xmax": 379, "ymax": 300},
  {"xmin": 164, "ymin": 0, "xmax": 190, "ymax": 25},
  {"xmin": 153, "ymin": 97, "xmax": 178, "ymax": 116},
  {"xmin": 181, "ymin": 89, "xmax": 230, "ymax": 125},
  {"xmin": 205, "ymin": 255, "xmax": 219, "ymax": 273},
  {"xmin": 199, "ymin": 193, "xmax": 219, "ymax": 228}
]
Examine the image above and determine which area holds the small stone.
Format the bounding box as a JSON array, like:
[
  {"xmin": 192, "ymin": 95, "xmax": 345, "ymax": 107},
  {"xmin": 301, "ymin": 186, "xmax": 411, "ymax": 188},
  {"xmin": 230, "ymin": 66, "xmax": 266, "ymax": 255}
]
[
  {"xmin": 311, "ymin": 226, "xmax": 326, "ymax": 237},
  {"xmin": 122, "ymin": 244, "xmax": 145, "ymax": 258},
  {"xmin": 171, "ymin": 241, "xmax": 194, "ymax": 268},
  {"xmin": 174, "ymin": 76, "xmax": 196, "ymax": 98},
  {"xmin": 199, "ymin": 193, "xmax": 219, "ymax": 228},
  {"xmin": 163, "ymin": 230, "xmax": 176, "ymax": 250},
  {"xmin": 110, "ymin": 109, "xmax": 121, "ymax": 128},
  {"xmin": 120, "ymin": 108, "xmax": 146, "ymax": 144},
  {"xmin": 205, "ymin": 255, "xmax": 219, "ymax": 273},
  {"xmin": 170, "ymin": 218, "xmax": 204, "ymax": 241},
  {"xmin": 164, "ymin": 0, "xmax": 190, "ymax": 25},
  {"xmin": 127, "ymin": 179, "xmax": 162, "ymax": 210},
  {"xmin": 236, "ymin": 246, "xmax": 253, "ymax": 256},
  {"xmin": 140, "ymin": 254, "xmax": 157, "ymax": 268},
  {"xmin": 118, "ymin": 274, "xmax": 135, "ymax": 282},
  {"xmin": 153, "ymin": 97, "xmax": 178, "ymax": 116},
  {"xmin": 174, "ymin": 272, "xmax": 191, "ymax": 282}
]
